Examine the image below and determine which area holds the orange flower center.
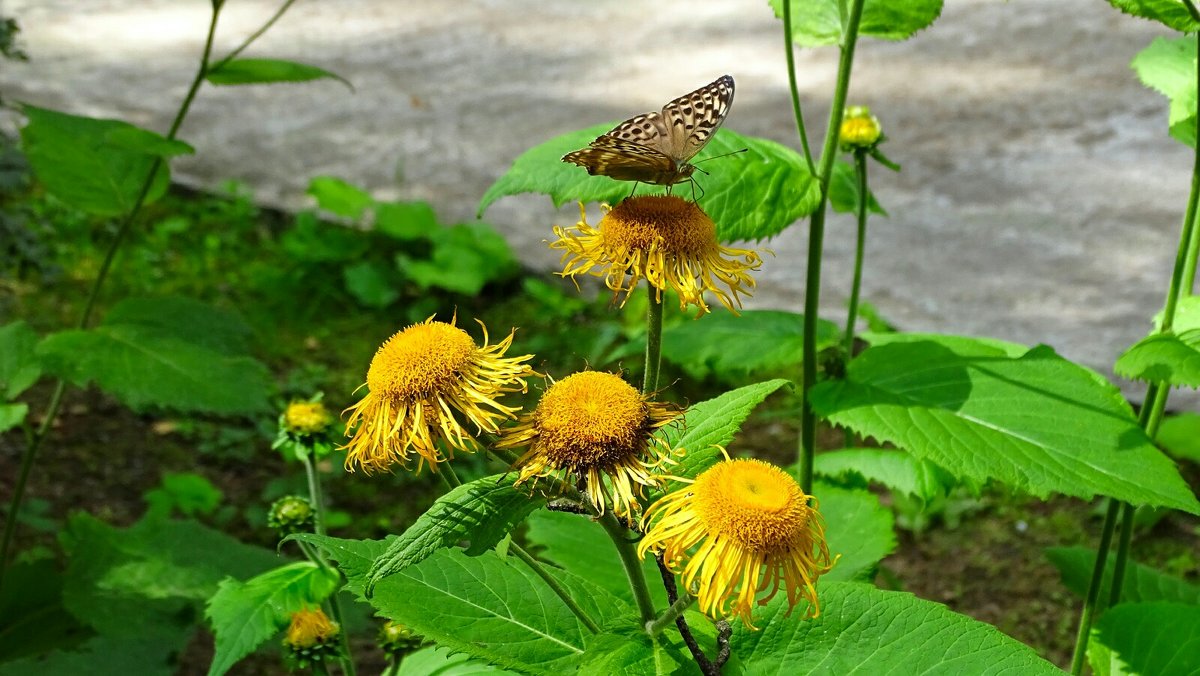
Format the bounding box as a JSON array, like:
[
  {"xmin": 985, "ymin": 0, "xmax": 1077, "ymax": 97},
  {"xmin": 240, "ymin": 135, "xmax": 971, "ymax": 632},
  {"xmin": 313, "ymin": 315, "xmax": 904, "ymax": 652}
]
[
  {"xmin": 533, "ymin": 371, "xmax": 648, "ymax": 468},
  {"xmin": 691, "ymin": 459, "xmax": 811, "ymax": 552},
  {"xmin": 601, "ymin": 195, "xmax": 717, "ymax": 257},
  {"xmin": 366, "ymin": 322, "xmax": 476, "ymax": 399}
]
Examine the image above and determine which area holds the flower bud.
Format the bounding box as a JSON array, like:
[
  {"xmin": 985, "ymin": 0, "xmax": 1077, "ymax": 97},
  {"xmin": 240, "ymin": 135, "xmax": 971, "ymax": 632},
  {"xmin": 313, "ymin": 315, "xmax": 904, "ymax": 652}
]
[
  {"xmin": 839, "ymin": 105, "xmax": 883, "ymax": 151},
  {"xmin": 268, "ymin": 495, "xmax": 315, "ymax": 536}
]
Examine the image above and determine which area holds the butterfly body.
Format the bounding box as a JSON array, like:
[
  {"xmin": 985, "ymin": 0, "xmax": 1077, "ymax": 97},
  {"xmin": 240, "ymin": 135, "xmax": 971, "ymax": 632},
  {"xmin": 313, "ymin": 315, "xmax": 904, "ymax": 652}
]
[{"xmin": 562, "ymin": 75, "xmax": 734, "ymax": 187}]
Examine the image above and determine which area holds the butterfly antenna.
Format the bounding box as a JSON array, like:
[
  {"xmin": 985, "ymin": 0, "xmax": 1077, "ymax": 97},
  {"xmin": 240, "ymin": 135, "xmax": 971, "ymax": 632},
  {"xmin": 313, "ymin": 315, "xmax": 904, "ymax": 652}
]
[
  {"xmin": 695, "ymin": 147, "xmax": 750, "ymax": 165},
  {"xmin": 627, "ymin": 181, "xmax": 640, "ymax": 200}
]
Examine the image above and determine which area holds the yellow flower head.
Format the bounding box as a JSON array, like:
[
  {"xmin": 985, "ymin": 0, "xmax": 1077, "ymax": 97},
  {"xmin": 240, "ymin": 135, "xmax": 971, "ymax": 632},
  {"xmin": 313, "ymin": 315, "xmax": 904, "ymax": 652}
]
[
  {"xmin": 550, "ymin": 196, "xmax": 763, "ymax": 315},
  {"xmin": 495, "ymin": 370, "xmax": 682, "ymax": 518},
  {"xmin": 284, "ymin": 400, "xmax": 334, "ymax": 436},
  {"xmin": 284, "ymin": 607, "xmax": 339, "ymax": 650},
  {"xmin": 638, "ymin": 458, "xmax": 835, "ymax": 630},
  {"xmin": 839, "ymin": 105, "xmax": 883, "ymax": 151},
  {"xmin": 342, "ymin": 316, "xmax": 535, "ymax": 473}
]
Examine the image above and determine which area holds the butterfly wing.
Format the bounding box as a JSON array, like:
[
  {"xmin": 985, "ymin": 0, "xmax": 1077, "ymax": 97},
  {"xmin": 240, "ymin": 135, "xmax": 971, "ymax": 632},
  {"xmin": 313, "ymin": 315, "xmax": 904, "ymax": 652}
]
[
  {"xmin": 661, "ymin": 74, "xmax": 734, "ymax": 162},
  {"xmin": 562, "ymin": 135, "xmax": 676, "ymax": 183}
]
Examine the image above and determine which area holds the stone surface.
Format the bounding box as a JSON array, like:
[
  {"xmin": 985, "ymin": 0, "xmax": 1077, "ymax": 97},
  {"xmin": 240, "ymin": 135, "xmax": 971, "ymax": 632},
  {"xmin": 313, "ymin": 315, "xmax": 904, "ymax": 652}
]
[{"xmin": 1, "ymin": 0, "xmax": 1193, "ymax": 405}]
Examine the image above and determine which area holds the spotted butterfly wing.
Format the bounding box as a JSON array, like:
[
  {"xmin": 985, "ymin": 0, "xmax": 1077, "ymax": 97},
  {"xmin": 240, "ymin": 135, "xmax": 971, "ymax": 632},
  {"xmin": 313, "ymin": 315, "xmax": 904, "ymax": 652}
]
[{"xmin": 562, "ymin": 75, "xmax": 735, "ymax": 186}]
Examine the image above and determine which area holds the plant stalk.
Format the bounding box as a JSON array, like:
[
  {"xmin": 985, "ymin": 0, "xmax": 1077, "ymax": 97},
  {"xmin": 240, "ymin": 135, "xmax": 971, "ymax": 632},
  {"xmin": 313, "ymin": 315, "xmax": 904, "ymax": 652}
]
[
  {"xmin": 781, "ymin": 0, "xmax": 816, "ymax": 172},
  {"xmin": 598, "ymin": 510, "xmax": 657, "ymax": 625},
  {"xmin": 797, "ymin": 0, "xmax": 866, "ymax": 493},
  {"xmin": 645, "ymin": 592, "xmax": 696, "ymax": 636},
  {"xmin": 841, "ymin": 150, "xmax": 869, "ymax": 447},
  {"xmin": 299, "ymin": 452, "xmax": 356, "ymax": 676},
  {"xmin": 1069, "ymin": 499, "xmax": 1120, "ymax": 675},
  {"xmin": 643, "ymin": 289, "xmax": 664, "ymax": 395}
]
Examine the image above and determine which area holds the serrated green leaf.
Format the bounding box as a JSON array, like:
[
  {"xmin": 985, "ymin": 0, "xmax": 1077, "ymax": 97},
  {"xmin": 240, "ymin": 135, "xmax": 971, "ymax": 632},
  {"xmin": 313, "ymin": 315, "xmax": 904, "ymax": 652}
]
[
  {"xmin": 1115, "ymin": 328, "xmax": 1200, "ymax": 387},
  {"xmin": 307, "ymin": 176, "xmax": 374, "ymax": 219},
  {"xmin": 343, "ymin": 260, "xmax": 401, "ymax": 308},
  {"xmin": 205, "ymin": 58, "xmax": 351, "ymax": 88},
  {"xmin": 1093, "ymin": 603, "xmax": 1200, "ymax": 676},
  {"xmin": 730, "ymin": 581, "xmax": 1060, "ymax": 674},
  {"xmin": 662, "ymin": 311, "xmax": 839, "ymax": 380},
  {"xmin": 0, "ymin": 402, "xmax": 27, "ymax": 434},
  {"xmin": 1046, "ymin": 546, "xmax": 1200, "ymax": 610},
  {"xmin": 814, "ymin": 448, "xmax": 955, "ymax": 503},
  {"xmin": 1, "ymin": 321, "xmax": 42, "ymax": 399},
  {"xmin": 524, "ymin": 510, "xmax": 667, "ymax": 608},
  {"xmin": 810, "ymin": 339, "xmax": 1200, "ymax": 514},
  {"xmin": 401, "ymin": 223, "xmax": 517, "ymax": 295},
  {"xmin": 143, "ymin": 472, "xmax": 223, "ymax": 518},
  {"xmin": 0, "ymin": 559, "xmax": 88, "ymax": 663},
  {"xmin": 769, "ymin": 0, "xmax": 944, "ymax": 48},
  {"xmin": 814, "ymin": 482, "xmax": 896, "ymax": 582},
  {"xmin": 1108, "ymin": 0, "xmax": 1200, "ymax": 31},
  {"xmin": 479, "ymin": 126, "xmax": 818, "ymax": 242},
  {"xmin": 660, "ymin": 380, "xmax": 793, "ymax": 484},
  {"xmin": 375, "ymin": 200, "xmax": 439, "ymax": 240},
  {"xmin": 20, "ymin": 106, "xmax": 171, "ymax": 215},
  {"xmin": 104, "ymin": 126, "xmax": 194, "ymax": 157},
  {"xmin": 578, "ymin": 629, "xmax": 691, "ymax": 676},
  {"xmin": 368, "ymin": 548, "xmax": 633, "ymax": 675},
  {"xmin": 205, "ymin": 562, "xmax": 340, "ymax": 676},
  {"xmin": 1158, "ymin": 412, "xmax": 1200, "ymax": 462},
  {"xmin": 365, "ymin": 474, "xmax": 545, "ymax": 594},
  {"xmin": 396, "ymin": 645, "xmax": 511, "ymax": 675},
  {"xmin": 284, "ymin": 533, "xmax": 394, "ymax": 598},
  {"xmin": 858, "ymin": 330, "xmax": 1028, "ymax": 356},
  {"xmin": 829, "ymin": 159, "xmax": 887, "ymax": 216},
  {"xmin": 37, "ymin": 297, "xmax": 271, "ymax": 415},
  {"xmin": 0, "ymin": 634, "xmax": 189, "ymax": 676},
  {"xmin": 1132, "ymin": 36, "xmax": 1197, "ymax": 147}
]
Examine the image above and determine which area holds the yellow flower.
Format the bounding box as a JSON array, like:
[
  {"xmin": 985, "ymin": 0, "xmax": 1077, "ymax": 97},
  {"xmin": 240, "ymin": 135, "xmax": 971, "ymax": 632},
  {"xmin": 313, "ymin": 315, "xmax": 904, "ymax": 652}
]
[
  {"xmin": 284, "ymin": 607, "xmax": 339, "ymax": 650},
  {"xmin": 343, "ymin": 316, "xmax": 535, "ymax": 473},
  {"xmin": 550, "ymin": 196, "xmax": 762, "ymax": 315},
  {"xmin": 284, "ymin": 400, "xmax": 333, "ymax": 436},
  {"xmin": 839, "ymin": 105, "xmax": 883, "ymax": 150},
  {"xmin": 495, "ymin": 371, "xmax": 681, "ymax": 517},
  {"xmin": 638, "ymin": 458, "xmax": 835, "ymax": 629}
]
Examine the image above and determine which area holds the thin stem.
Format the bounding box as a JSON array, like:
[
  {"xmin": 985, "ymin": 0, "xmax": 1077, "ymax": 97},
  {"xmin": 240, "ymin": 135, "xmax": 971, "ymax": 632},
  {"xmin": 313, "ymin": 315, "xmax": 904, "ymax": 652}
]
[
  {"xmin": 642, "ymin": 288, "xmax": 664, "ymax": 395},
  {"xmin": 298, "ymin": 452, "xmax": 356, "ymax": 676},
  {"xmin": 841, "ymin": 150, "xmax": 869, "ymax": 448},
  {"xmin": 511, "ymin": 543, "xmax": 602, "ymax": 635},
  {"xmin": 209, "ymin": 0, "xmax": 300, "ymax": 72},
  {"xmin": 781, "ymin": 0, "xmax": 816, "ymax": 172},
  {"xmin": 1069, "ymin": 499, "xmax": 1121, "ymax": 675},
  {"xmin": 798, "ymin": 0, "xmax": 866, "ymax": 493},
  {"xmin": 646, "ymin": 593, "xmax": 696, "ymax": 637},
  {"xmin": 299, "ymin": 453, "xmax": 327, "ymax": 536},
  {"xmin": 382, "ymin": 657, "xmax": 402, "ymax": 676},
  {"xmin": 597, "ymin": 511, "xmax": 656, "ymax": 624},
  {"xmin": 1108, "ymin": 502, "xmax": 1136, "ymax": 608},
  {"xmin": 0, "ymin": 2, "xmax": 224, "ymax": 595}
]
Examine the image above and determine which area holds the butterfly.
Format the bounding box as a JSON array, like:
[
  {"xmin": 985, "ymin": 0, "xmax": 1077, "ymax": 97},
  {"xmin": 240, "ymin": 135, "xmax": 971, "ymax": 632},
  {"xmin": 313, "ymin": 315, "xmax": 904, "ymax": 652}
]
[{"xmin": 561, "ymin": 75, "xmax": 735, "ymax": 188}]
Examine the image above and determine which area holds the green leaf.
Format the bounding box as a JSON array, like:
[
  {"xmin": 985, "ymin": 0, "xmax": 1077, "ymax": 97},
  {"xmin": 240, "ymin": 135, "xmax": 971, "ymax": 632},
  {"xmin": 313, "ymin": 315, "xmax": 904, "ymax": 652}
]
[
  {"xmin": 365, "ymin": 474, "xmax": 546, "ymax": 595},
  {"xmin": 307, "ymin": 176, "xmax": 374, "ymax": 219},
  {"xmin": 769, "ymin": 0, "xmax": 944, "ymax": 48},
  {"xmin": 479, "ymin": 127, "xmax": 819, "ymax": 242},
  {"xmin": 0, "ymin": 321, "xmax": 41, "ymax": 399},
  {"xmin": 375, "ymin": 200, "xmax": 439, "ymax": 240},
  {"xmin": 1046, "ymin": 547, "xmax": 1200, "ymax": 610},
  {"xmin": 368, "ymin": 548, "xmax": 632, "ymax": 674},
  {"xmin": 19, "ymin": 106, "xmax": 173, "ymax": 215},
  {"xmin": 284, "ymin": 533, "xmax": 393, "ymax": 598},
  {"xmin": 401, "ymin": 223, "xmax": 518, "ymax": 295},
  {"xmin": 143, "ymin": 472, "xmax": 223, "ymax": 518},
  {"xmin": 1093, "ymin": 603, "xmax": 1200, "ymax": 676},
  {"xmin": 814, "ymin": 482, "xmax": 896, "ymax": 583},
  {"xmin": 662, "ymin": 311, "xmax": 839, "ymax": 380},
  {"xmin": 343, "ymin": 261, "xmax": 401, "ymax": 308},
  {"xmin": 205, "ymin": 562, "xmax": 340, "ymax": 676},
  {"xmin": 810, "ymin": 339, "xmax": 1200, "ymax": 514},
  {"xmin": 0, "ymin": 559, "xmax": 88, "ymax": 663},
  {"xmin": 37, "ymin": 297, "xmax": 272, "ymax": 415},
  {"xmin": 0, "ymin": 635, "xmax": 189, "ymax": 676},
  {"xmin": 396, "ymin": 645, "xmax": 511, "ymax": 675},
  {"xmin": 1114, "ymin": 329, "xmax": 1200, "ymax": 387},
  {"xmin": 829, "ymin": 159, "xmax": 887, "ymax": 216},
  {"xmin": 1132, "ymin": 37, "xmax": 1197, "ymax": 147},
  {"xmin": 205, "ymin": 58, "xmax": 351, "ymax": 88},
  {"xmin": 1107, "ymin": 0, "xmax": 1200, "ymax": 31},
  {"xmin": 730, "ymin": 581, "xmax": 1060, "ymax": 674},
  {"xmin": 858, "ymin": 330, "xmax": 1028, "ymax": 356},
  {"xmin": 660, "ymin": 380, "xmax": 793, "ymax": 484},
  {"xmin": 814, "ymin": 448, "xmax": 956, "ymax": 503},
  {"xmin": 103, "ymin": 126, "xmax": 194, "ymax": 157},
  {"xmin": 524, "ymin": 510, "xmax": 667, "ymax": 608},
  {"xmin": 1158, "ymin": 412, "xmax": 1200, "ymax": 462},
  {"xmin": 0, "ymin": 403, "xmax": 26, "ymax": 434},
  {"xmin": 578, "ymin": 629, "xmax": 689, "ymax": 676}
]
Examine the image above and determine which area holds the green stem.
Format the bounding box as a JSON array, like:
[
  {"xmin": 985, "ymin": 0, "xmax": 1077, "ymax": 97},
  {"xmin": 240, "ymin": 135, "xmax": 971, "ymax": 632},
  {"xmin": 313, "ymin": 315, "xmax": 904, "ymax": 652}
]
[
  {"xmin": 797, "ymin": 0, "xmax": 866, "ymax": 493},
  {"xmin": 645, "ymin": 593, "xmax": 696, "ymax": 637},
  {"xmin": 598, "ymin": 511, "xmax": 656, "ymax": 624},
  {"xmin": 1108, "ymin": 502, "xmax": 1136, "ymax": 608},
  {"xmin": 1069, "ymin": 499, "xmax": 1121, "ymax": 675},
  {"xmin": 209, "ymin": 0, "xmax": 300, "ymax": 72},
  {"xmin": 781, "ymin": 0, "xmax": 816, "ymax": 172},
  {"xmin": 382, "ymin": 657, "xmax": 402, "ymax": 676},
  {"xmin": 298, "ymin": 452, "xmax": 356, "ymax": 676},
  {"xmin": 642, "ymin": 288, "xmax": 664, "ymax": 395},
  {"xmin": 511, "ymin": 543, "xmax": 602, "ymax": 634},
  {"xmin": 841, "ymin": 150, "xmax": 869, "ymax": 447},
  {"xmin": 0, "ymin": 2, "xmax": 224, "ymax": 595}
]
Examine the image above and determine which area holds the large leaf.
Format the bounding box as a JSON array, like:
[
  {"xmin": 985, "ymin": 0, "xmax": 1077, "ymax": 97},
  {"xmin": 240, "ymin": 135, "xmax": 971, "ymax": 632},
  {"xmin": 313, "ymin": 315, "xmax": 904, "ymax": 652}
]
[
  {"xmin": 662, "ymin": 310, "xmax": 839, "ymax": 380},
  {"xmin": 813, "ymin": 482, "xmax": 896, "ymax": 583},
  {"xmin": 829, "ymin": 159, "xmax": 887, "ymax": 215},
  {"xmin": 19, "ymin": 106, "xmax": 186, "ymax": 215},
  {"xmin": 479, "ymin": 126, "xmax": 818, "ymax": 242},
  {"xmin": 730, "ymin": 581, "xmax": 1060, "ymax": 674},
  {"xmin": 577, "ymin": 629, "xmax": 691, "ymax": 676},
  {"xmin": 0, "ymin": 559, "xmax": 88, "ymax": 663},
  {"xmin": 769, "ymin": 0, "xmax": 944, "ymax": 48},
  {"xmin": 0, "ymin": 320, "xmax": 41, "ymax": 400},
  {"xmin": 285, "ymin": 533, "xmax": 394, "ymax": 599},
  {"xmin": 660, "ymin": 380, "xmax": 793, "ymax": 485},
  {"xmin": 1046, "ymin": 546, "xmax": 1200, "ymax": 610},
  {"xmin": 814, "ymin": 447, "xmax": 956, "ymax": 504},
  {"xmin": 396, "ymin": 645, "xmax": 511, "ymax": 675},
  {"xmin": 0, "ymin": 634, "xmax": 190, "ymax": 676},
  {"xmin": 37, "ymin": 296, "xmax": 271, "ymax": 414},
  {"xmin": 205, "ymin": 562, "xmax": 340, "ymax": 676},
  {"xmin": 366, "ymin": 548, "xmax": 633, "ymax": 675},
  {"xmin": 1158, "ymin": 412, "xmax": 1200, "ymax": 462},
  {"xmin": 809, "ymin": 339, "xmax": 1200, "ymax": 514},
  {"xmin": 306, "ymin": 175, "xmax": 373, "ymax": 219},
  {"xmin": 1114, "ymin": 329, "xmax": 1200, "ymax": 387},
  {"xmin": 1093, "ymin": 603, "xmax": 1200, "ymax": 676},
  {"xmin": 205, "ymin": 58, "xmax": 350, "ymax": 88},
  {"xmin": 1107, "ymin": 0, "xmax": 1200, "ymax": 32},
  {"xmin": 365, "ymin": 474, "xmax": 545, "ymax": 594},
  {"xmin": 400, "ymin": 222, "xmax": 518, "ymax": 295},
  {"xmin": 1132, "ymin": 36, "xmax": 1197, "ymax": 147}
]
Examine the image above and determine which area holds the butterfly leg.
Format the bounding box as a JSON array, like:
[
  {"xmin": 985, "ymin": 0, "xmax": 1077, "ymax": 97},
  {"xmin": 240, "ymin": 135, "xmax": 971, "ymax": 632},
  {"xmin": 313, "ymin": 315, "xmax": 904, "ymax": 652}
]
[
  {"xmin": 627, "ymin": 181, "xmax": 640, "ymax": 201},
  {"xmin": 689, "ymin": 177, "xmax": 705, "ymax": 203}
]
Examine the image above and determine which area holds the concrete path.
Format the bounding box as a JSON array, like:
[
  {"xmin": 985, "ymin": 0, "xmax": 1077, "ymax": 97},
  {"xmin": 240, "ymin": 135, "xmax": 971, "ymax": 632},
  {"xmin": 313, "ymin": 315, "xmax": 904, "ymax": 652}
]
[{"xmin": 1, "ymin": 0, "xmax": 1191, "ymax": 404}]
